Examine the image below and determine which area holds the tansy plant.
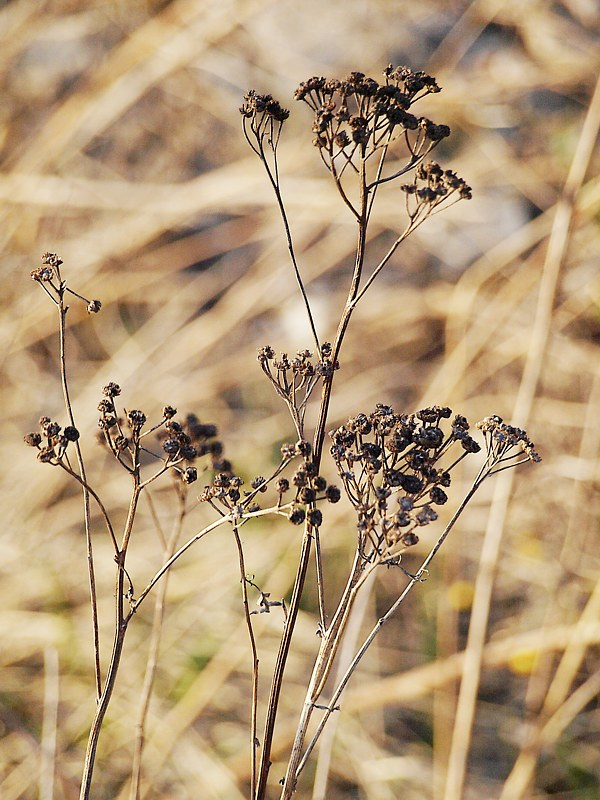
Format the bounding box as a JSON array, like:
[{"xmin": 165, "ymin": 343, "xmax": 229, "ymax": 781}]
[{"xmin": 26, "ymin": 66, "xmax": 539, "ymax": 800}]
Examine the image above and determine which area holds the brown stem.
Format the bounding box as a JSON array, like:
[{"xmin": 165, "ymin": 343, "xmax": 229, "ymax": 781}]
[
  {"xmin": 79, "ymin": 550, "xmax": 128, "ymax": 800},
  {"xmin": 255, "ymin": 530, "xmax": 313, "ymax": 799},
  {"xmin": 129, "ymin": 490, "xmax": 186, "ymax": 800},
  {"xmin": 58, "ymin": 299, "xmax": 102, "ymax": 699},
  {"xmin": 232, "ymin": 526, "xmax": 260, "ymax": 798},
  {"xmin": 279, "ymin": 553, "xmax": 366, "ymax": 798},
  {"xmin": 79, "ymin": 483, "xmax": 141, "ymax": 798},
  {"xmin": 256, "ymin": 159, "xmax": 371, "ymax": 798}
]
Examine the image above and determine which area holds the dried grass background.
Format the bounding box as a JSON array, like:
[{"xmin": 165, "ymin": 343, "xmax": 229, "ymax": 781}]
[{"xmin": 2, "ymin": 1, "xmax": 600, "ymax": 798}]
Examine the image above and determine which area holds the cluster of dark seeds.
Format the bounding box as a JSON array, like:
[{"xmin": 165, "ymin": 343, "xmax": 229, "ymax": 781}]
[
  {"xmin": 198, "ymin": 439, "xmax": 340, "ymax": 528},
  {"xmin": 257, "ymin": 344, "xmax": 338, "ymax": 409},
  {"xmin": 329, "ymin": 404, "xmax": 481, "ymax": 558},
  {"xmin": 293, "ymin": 65, "xmax": 449, "ymax": 167},
  {"xmin": 24, "ymin": 416, "xmax": 80, "ymax": 465},
  {"xmin": 401, "ymin": 161, "xmax": 472, "ymax": 217},
  {"xmin": 31, "ymin": 252, "xmax": 101, "ymax": 314},
  {"xmin": 96, "ymin": 383, "xmax": 228, "ymax": 484},
  {"xmin": 239, "ymin": 90, "xmax": 290, "ymax": 123},
  {"xmin": 477, "ymin": 416, "xmax": 541, "ymax": 466}
]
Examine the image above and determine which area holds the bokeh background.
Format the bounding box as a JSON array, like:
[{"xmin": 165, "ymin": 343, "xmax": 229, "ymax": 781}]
[{"xmin": 2, "ymin": 1, "xmax": 599, "ymax": 798}]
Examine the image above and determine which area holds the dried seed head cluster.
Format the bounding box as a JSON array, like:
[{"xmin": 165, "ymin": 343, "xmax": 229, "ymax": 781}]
[
  {"xmin": 24, "ymin": 416, "xmax": 80, "ymax": 465},
  {"xmin": 477, "ymin": 415, "xmax": 541, "ymax": 469},
  {"xmin": 258, "ymin": 345, "xmax": 338, "ymax": 436},
  {"xmin": 199, "ymin": 439, "xmax": 339, "ymax": 529},
  {"xmin": 240, "ymin": 90, "xmax": 290, "ymax": 159},
  {"xmin": 239, "ymin": 90, "xmax": 290, "ymax": 123},
  {"xmin": 401, "ymin": 160, "xmax": 472, "ymax": 220},
  {"xmin": 96, "ymin": 383, "xmax": 228, "ymax": 484},
  {"xmin": 294, "ymin": 65, "xmax": 449, "ymax": 174},
  {"xmin": 329, "ymin": 404, "xmax": 481, "ymax": 559},
  {"xmin": 30, "ymin": 252, "xmax": 101, "ymax": 314}
]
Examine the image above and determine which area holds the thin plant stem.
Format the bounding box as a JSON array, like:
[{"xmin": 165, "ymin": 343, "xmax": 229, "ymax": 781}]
[
  {"xmin": 57, "ymin": 297, "xmax": 102, "ymax": 699},
  {"xmin": 293, "ymin": 479, "xmax": 484, "ymax": 785},
  {"xmin": 80, "ymin": 481, "xmax": 141, "ymax": 799},
  {"xmin": 129, "ymin": 489, "xmax": 186, "ymax": 800},
  {"xmin": 256, "ymin": 157, "xmax": 371, "ymax": 799},
  {"xmin": 245, "ymin": 117, "xmax": 320, "ymax": 353},
  {"xmin": 255, "ymin": 529, "xmax": 314, "ymax": 800},
  {"xmin": 58, "ymin": 463, "xmax": 119, "ymax": 554},
  {"xmin": 232, "ymin": 525, "xmax": 260, "ymax": 798}
]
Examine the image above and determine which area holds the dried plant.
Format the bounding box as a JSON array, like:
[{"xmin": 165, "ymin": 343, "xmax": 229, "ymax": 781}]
[{"xmin": 25, "ymin": 66, "xmax": 539, "ymax": 800}]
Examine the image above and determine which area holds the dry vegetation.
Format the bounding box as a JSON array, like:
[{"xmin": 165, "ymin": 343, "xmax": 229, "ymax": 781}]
[{"xmin": 2, "ymin": 1, "xmax": 600, "ymax": 798}]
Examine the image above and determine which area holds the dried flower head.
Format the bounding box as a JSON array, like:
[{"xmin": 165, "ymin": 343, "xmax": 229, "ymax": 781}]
[
  {"xmin": 477, "ymin": 416, "xmax": 541, "ymax": 470},
  {"xmin": 330, "ymin": 404, "xmax": 481, "ymax": 559},
  {"xmin": 294, "ymin": 66, "xmax": 451, "ymax": 188}
]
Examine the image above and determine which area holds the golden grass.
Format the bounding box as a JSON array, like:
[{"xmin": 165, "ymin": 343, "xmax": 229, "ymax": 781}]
[{"xmin": 2, "ymin": 1, "xmax": 599, "ymax": 798}]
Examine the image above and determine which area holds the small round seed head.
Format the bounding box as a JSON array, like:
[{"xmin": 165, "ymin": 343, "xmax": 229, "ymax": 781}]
[
  {"xmin": 311, "ymin": 475, "xmax": 327, "ymax": 492},
  {"xmin": 87, "ymin": 300, "xmax": 102, "ymax": 314},
  {"xmin": 281, "ymin": 442, "xmax": 297, "ymax": 459},
  {"xmin": 307, "ymin": 508, "xmax": 323, "ymax": 527},
  {"xmin": 182, "ymin": 467, "xmax": 197, "ymax": 484},
  {"xmin": 45, "ymin": 422, "xmax": 61, "ymax": 439},
  {"xmin": 63, "ymin": 426, "xmax": 80, "ymax": 442},
  {"xmin": 42, "ymin": 252, "xmax": 63, "ymax": 268},
  {"xmin": 127, "ymin": 409, "xmax": 146, "ymax": 430},
  {"xmin": 180, "ymin": 444, "xmax": 197, "ymax": 460},
  {"xmin": 103, "ymin": 382, "xmax": 121, "ymax": 398},
  {"xmin": 276, "ymin": 478, "xmax": 290, "ymax": 493},
  {"xmin": 295, "ymin": 440, "xmax": 312, "ymax": 458},
  {"xmin": 298, "ymin": 486, "xmax": 316, "ymax": 504},
  {"xmin": 402, "ymin": 532, "xmax": 419, "ymax": 547},
  {"xmin": 163, "ymin": 439, "xmax": 180, "ymax": 455},
  {"xmin": 292, "ymin": 469, "xmax": 307, "ymax": 487},
  {"xmin": 430, "ymin": 486, "xmax": 448, "ymax": 505},
  {"xmin": 24, "ymin": 432, "xmax": 42, "ymax": 447},
  {"xmin": 37, "ymin": 446, "xmax": 56, "ymax": 463},
  {"xmin": 326, "ymin": 485, "xmax": 341, "ymax": 503},
  {"xmin": 288, "ymin": 506, "xmax": 306, "ymax": 525}
]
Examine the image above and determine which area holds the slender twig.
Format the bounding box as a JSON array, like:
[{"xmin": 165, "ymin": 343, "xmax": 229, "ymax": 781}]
[
  {"xmin": 256, "ymin": 156, "xmax": 371, "ymax": 799},
  {"xmin": 246, "ymin": 116, "xmax": 320, "ymax": 353},
  {"xmin": 57, "ymin": 463, "xmax": 119, "ymax": 554},
  {"xmin": 57, "ymin": 293, "xmax": 102, "ymax": 700},
  {"xmin": 131, "ymin": 504, "xmax": 295, "ymax": 616},
  {"xmin": 80, "ymin": 467, "xmax": 142, "ymax": 799},
  {"xmin": 129, "ymin": 489, "xmax": 186, "ymax": 800},
  {"xmin": 232, "ymin": 525, "xmax": 260, "ymax": 798}
]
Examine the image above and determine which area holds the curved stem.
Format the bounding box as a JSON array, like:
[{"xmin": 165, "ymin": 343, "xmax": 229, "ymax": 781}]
[{"xmin": 59, "ymin": 463, "xmax": 119, "ymax": 554}]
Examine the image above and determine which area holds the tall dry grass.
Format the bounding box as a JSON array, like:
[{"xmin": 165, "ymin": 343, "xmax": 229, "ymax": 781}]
[{"xmin": 1, "ymin": 1, "xmax": 599, "ymax": 798}]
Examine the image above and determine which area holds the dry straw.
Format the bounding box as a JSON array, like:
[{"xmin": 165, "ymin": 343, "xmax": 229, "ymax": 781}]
[{"xmin": 3, "ymin": 2, "xmax": 600, "ymax": 799}]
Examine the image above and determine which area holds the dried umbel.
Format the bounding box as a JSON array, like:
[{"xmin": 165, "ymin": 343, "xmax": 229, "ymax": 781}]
[
  {"xmin": 294, "ymin": 67, "xmax": 445, "ymax": 162},
  {"xmin": 24, "ymin": 416, "xmax": 80, "ymax": 464},
  {"xmin": 31, "ymin": 252, "xmax": 101, "ymax": 313},
  {"xmin": 330, "ymin": 404, "xmax": 481, "ymax": 558},
  {"xmin": 96, "ymin": 384, "xmax": 228, "ymax": 485},
  {"xmin": 258, "ymin": 344, "xmax": 338, "ymax": 438}
]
